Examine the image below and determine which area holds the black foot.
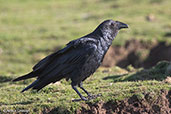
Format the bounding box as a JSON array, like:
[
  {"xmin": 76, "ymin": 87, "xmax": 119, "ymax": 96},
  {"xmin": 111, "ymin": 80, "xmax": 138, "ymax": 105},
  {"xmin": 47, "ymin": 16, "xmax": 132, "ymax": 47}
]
[
  {"xmin": 87, "ymin": 93, "xmax": 102, "ymax": 100},
  {"xmin": 81, "ymin": 96, "xmax": 88, "ymax": 101},
  {"xmin": 72, "ymin": 96, "xmax": 88, "ymax": 102},
  {"xmin": 72, "ymin": 94, "xmax": 102, "ymax": 102}
]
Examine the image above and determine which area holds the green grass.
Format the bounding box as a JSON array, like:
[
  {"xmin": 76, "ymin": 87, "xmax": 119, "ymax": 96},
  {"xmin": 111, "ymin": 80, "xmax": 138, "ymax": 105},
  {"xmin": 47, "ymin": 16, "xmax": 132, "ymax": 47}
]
[
  {"xmin": 105, "ymin": 61, "xmax": 171, "ymax": 82},
  {"xmin": 0, "ymin": 61, "xmax": 170, "ymax": 113},
  {"xmin": 0, "ymin": 0, "xmax": 171, "ymax": 113},
  {"xmin": 0, "ymin": 0, "xmax": 171, "ymax": 75}
]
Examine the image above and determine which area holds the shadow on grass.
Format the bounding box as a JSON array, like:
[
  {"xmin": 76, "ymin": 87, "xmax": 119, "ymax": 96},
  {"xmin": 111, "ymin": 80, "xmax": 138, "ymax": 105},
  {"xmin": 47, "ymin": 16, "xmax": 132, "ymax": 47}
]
[
  {"xmin": 0, "ymin": 76, "xmax": 13, "ymax": 83},
  {"xmin": 10, "ymin": 101, "xmax": 33, "ymax": 105},
  {"xmin": 103, "ymin": 61, "xmax": 171, "ymax": 82},
  {"xmin": 164, "ymin": 32, "xmax": 171, "ymax": 37}
]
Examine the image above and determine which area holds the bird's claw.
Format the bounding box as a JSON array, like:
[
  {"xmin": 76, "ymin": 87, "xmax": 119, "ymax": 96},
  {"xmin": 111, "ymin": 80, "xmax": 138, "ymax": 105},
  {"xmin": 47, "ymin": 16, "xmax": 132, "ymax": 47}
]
[
  {"xmin": 87, "ymin": 93, "xmax": 102, "ymax": 100},
  {"xmin": 72, "ymin": 96, "xmax": 88, "ymax": 102},
  {"xmin": 81, "ymin": 96, "xmax": 88, "ymax": 101},
  {"xmin": 72, "ymin": 94, "xmax": 102, "ymax": 102}
]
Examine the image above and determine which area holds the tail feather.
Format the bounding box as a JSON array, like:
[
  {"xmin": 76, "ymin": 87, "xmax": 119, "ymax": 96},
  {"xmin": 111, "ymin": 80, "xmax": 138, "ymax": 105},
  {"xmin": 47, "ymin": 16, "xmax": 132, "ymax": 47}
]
[
  {"xmin": 32, "ymin": 75, "xmax": 64, "ymax": 91},
  {"xmin": 21, "ymin": 79, "xmax": 39, "ymax": 92},
  {"xmin": 13, "ymin": 72, "xmax": 36, "ymax": 82},
  {"xmin": 32, "ymin": 80, "xmax": 51, "ymax": 91}
]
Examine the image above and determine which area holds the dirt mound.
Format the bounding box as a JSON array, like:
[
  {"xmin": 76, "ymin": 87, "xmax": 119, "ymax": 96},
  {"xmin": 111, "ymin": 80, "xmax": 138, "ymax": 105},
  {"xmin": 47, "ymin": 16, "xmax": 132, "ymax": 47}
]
[
  {"xmin": 77, "ymin": 90, "xmax": 171, "ymax": 114},
  {"xmin": 102, "ymin": 40, "xmax": 171, "ymax": 68}
]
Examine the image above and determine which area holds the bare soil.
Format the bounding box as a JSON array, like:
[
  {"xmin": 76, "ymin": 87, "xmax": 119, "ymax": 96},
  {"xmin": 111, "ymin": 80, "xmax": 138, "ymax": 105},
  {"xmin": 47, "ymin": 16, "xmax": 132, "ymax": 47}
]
[
  {"xmin": 77, "ymin": 90, "xmax": 171, "ymax": 114},
  {"xmin": 102, "ymin": 40, "xmax": 171, "ymax": 69}
]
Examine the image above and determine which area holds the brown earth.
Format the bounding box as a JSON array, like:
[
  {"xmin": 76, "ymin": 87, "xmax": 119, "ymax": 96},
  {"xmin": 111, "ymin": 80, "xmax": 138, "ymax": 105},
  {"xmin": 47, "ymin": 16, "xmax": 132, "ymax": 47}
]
[
  {"xmin": 77, "ymin": 90, "xmax": 171, "ymax": 114},
  {"xmin": 102, "ymin": 40, "xmax": 171, "ymax": 69}
]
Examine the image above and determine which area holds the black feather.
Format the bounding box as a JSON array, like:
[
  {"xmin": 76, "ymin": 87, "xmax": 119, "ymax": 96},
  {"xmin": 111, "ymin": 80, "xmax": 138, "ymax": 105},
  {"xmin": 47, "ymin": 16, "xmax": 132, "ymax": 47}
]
[
  {"xmin": 21, "ymin": 79, "xmax": 39, "ymax": 92},
  {"xmin": 13, "ymin": 20, "xmax": 128, "ymax": 100},
  {"xmin": 13, "ymin": 72, "xmax": 36, "ymax": 82}
]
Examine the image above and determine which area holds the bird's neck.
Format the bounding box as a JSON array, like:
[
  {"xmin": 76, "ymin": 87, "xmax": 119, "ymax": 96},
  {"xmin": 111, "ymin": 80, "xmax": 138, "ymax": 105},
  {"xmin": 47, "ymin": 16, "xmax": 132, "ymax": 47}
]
[
  {"xmin": 87, "ymin": 29, "xmax": 118, "ymax": 46},
  {"xmin": 102, "ymin": 30, "xmax": 118, "ymax": 46}
]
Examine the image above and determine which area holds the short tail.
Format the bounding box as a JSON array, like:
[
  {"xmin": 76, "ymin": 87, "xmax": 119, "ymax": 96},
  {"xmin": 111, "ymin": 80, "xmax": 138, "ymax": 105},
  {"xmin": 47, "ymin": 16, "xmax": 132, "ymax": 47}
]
[
  {"xmin": 21, "ymin": 79, "xmax": 39, "ymax": 92},
  {"xmin": 13, "ymin": 72, "xmax": 36, "ymax": 82}
]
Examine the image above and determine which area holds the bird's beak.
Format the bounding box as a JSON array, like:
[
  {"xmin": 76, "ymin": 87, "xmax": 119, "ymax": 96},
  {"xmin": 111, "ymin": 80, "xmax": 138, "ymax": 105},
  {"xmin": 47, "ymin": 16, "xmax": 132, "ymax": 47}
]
[{"xmin": 116, "ymin": 21, "xmax": 128, "ymax": 30}]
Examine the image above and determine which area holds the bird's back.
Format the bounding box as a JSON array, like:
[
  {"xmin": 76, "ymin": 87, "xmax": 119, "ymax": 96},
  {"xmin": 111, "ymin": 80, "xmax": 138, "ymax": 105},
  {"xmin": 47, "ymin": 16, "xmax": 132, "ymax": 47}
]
[{"xmin": 13, "ymin": 19, "xmax": 128, "ymax": 94}]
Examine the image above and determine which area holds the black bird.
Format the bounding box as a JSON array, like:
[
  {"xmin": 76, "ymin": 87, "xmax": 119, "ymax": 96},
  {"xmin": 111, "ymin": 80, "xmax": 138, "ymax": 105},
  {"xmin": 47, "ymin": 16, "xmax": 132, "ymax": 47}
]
[{"xmin": 13, "ymin": 19, "xmax": 128, "ymax": 101}]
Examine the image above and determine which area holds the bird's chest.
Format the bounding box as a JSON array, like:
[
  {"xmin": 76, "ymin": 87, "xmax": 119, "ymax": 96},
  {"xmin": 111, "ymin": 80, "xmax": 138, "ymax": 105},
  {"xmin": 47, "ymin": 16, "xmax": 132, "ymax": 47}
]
[{"xmin": 81, "ymin": 46, "xmax": 109, "ymax": 76}]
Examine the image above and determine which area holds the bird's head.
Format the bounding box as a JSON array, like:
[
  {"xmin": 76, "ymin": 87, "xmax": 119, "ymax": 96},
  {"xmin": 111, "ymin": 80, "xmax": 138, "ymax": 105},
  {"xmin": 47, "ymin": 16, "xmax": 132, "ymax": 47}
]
[
  {"xmin": 93, "ymin": 19, "xmax": 128, "ymax": 39},
  {"xmin": 101, "ymin": 19, "xmax": 128, "ymax": 30}
]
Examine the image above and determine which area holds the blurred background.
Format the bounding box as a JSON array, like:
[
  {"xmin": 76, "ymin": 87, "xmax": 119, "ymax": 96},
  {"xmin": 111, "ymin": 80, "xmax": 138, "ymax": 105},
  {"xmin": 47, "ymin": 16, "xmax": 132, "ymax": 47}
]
[
  {"xmin": 0, "ymin": 1, "xmax": 171, "ymax": 113},
  {"xmin": 0, "ymin": 0, "xmax": 170, "ymax": 76}
]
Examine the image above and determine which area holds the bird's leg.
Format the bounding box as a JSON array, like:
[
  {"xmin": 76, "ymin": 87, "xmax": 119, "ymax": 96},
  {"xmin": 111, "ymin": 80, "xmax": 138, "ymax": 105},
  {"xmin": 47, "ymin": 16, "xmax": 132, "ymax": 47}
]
[
  {"xmin": 71, "ymin": 83, "xmax": 88, "ymax": 101},
  {"xmin": 78, "ymin": 82, "xmax": 91, "ymax": 97},
  {"xmin": 78, "ymin": 82, "xmax": 102, "ymax": 100}
]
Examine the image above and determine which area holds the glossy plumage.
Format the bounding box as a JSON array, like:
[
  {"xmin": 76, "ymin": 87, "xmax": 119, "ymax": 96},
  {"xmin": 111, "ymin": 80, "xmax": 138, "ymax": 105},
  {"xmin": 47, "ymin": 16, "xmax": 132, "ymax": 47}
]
[{"xmin": 13, "ymin": 19, "xmax": 128, "ymax": 101}]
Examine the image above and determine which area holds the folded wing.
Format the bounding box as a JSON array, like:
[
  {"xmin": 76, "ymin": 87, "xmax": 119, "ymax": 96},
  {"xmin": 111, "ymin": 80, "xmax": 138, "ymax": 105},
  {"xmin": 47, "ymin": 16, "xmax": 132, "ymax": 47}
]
[{"xmin": 13, "ymin": 38, "xmax": 97, "ymax": 92}]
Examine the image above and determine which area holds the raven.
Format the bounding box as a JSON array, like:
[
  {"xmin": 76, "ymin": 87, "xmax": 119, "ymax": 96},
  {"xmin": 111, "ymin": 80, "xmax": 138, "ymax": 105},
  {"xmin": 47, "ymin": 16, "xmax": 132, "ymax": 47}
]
[{"xmin": 13, "ymin": 20, "xmax": 128, "ymax": 101}]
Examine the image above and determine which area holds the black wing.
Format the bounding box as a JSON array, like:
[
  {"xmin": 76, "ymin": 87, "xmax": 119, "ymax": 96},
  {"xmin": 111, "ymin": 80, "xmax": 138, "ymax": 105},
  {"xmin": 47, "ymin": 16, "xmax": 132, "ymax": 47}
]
[
  {"xmin": 33, "ymin": 38, "xmax": 98, "ymax": 73},
  {"xmin": 36, "ymin": 38, "xmax": 97, "ymax": 79},
  {"xmin": 33, "ymin": 42, "xmax": 74, "ymax": 71},
  {"xmin": 13, "ymin": 40, "xmax": 76, "ymax": 82},
  {"xmin": 19, "ymin": 38, "xmax": 98, "ymax": 92}
]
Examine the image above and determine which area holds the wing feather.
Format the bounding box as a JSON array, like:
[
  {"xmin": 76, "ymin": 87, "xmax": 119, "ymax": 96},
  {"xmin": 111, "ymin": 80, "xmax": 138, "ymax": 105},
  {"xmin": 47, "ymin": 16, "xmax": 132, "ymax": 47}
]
[
  {"xmin": 17, "ymin": 38, "xmax": 98, "ymax": 91},
  {"xmin": 33, "ymin": 38, "xmax": 97, "ymax": 81}
]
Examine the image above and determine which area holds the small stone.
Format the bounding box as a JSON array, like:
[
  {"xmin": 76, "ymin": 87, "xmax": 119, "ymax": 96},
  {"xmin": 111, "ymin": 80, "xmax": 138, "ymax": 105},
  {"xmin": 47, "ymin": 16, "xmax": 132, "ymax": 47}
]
[{"xmin": 146, "ymin": 14, "xmax": 156, "ymax": 22}]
